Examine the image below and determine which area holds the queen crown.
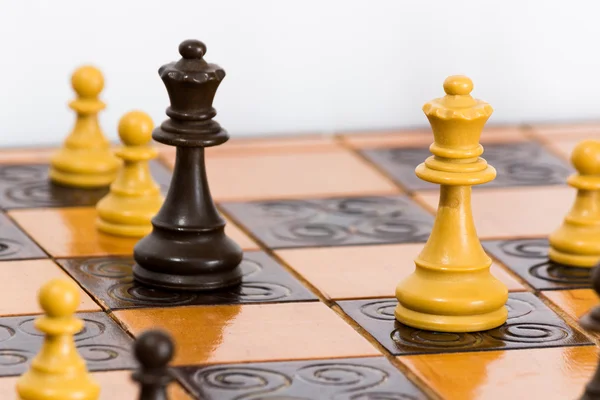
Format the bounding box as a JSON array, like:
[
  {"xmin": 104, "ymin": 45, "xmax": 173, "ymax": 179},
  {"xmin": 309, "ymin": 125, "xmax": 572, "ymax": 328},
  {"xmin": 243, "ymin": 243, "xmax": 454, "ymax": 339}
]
[
  {"xmin": 158, "ymin": 39, "xmax": 226, "ymax": 121},
  {"xmin": 423, "ymin": 75, "xmax": 494, "ymax": 160}
]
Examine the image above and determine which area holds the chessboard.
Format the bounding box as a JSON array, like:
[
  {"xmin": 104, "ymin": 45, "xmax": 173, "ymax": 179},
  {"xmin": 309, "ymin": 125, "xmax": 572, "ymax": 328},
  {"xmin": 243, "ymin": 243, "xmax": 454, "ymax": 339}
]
[{"xmin": 0, "ymin": 121, "xmax": 597, "ymax": 399}]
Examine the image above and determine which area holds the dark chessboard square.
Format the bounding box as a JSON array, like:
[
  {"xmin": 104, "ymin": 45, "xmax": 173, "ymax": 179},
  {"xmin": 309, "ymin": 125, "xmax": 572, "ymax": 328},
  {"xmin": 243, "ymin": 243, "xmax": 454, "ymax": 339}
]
[
  {"xmin": 361, "ymin": 141, "xmax": 573, "ymax": 191},
  {"xmin": 0, "ymin": 162, "xmax": 171, "ymax": 210},
  {"xmin": 0, "ymin": 311, "xmax": 134, "ymax": 376},
  {"xmin": 483, "ymin": 238, "xmax": 592, "ymax": 290},
  {"xmin": 220, "ymin": 195, "xmax": 434, "ymax": 249},
  {"xmin": 0, "ymin": 212, "xmax": 46, "ymax": 260},
  {"xmin": 57, "ymin": 251, "xmax": 317, "ymax": 310},
  {"xmin": 175, "ymin": 356, "xmax": 427, "ymax": 399},
  {"xmin": 337, "ymin": 292, "xmax": 591, "ymax": 356}
]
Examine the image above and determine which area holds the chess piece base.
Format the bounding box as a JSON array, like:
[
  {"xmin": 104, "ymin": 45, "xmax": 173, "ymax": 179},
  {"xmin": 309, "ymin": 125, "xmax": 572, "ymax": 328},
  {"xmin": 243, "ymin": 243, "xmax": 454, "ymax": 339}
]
[
  {"xmin": 17, "ymin": 372, "xmax": 100, "ymax": 400},
  {"xmin": 132, "ymin": 262, "xmax": 243, "ymax": 291},
  {"xmin": 49, "ymin": 150, "xmax": 120, "ymax": 188},
  {"xmin": 49, "ymin": 168, "xmax": 117, "ymax": 188},
  {"xmin": 96, "ymin": 192, "xmax": 163, "ymax": 238},
  {"xmin": 395, "ymin": 267, "xmax": 508, "ymax": 332},
  {"xmin": 96, "ymin": 218, "xmax": 152, "ymax": 238},
  {"xmin": 548, "ymin": 225, "xmax": 600, "ymax": 268},
  {"xmin": 133, "ymin": 226, "xmax": 244, "ymax": 291},
  {"xmin": 548, "ymin": 247, "xmax": 600, "ymax": 268},
  {"xmin": 394, "ymin": 302, "xmax": 508, "ymax": 333}
]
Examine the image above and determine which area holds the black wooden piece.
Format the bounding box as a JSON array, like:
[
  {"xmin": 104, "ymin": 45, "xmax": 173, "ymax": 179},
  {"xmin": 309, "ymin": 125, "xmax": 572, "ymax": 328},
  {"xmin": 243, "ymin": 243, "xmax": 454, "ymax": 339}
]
[
  {"xmin": 579, "ymin": 264, "xmax": 600, "ymax": 400},
  {"xmin": 132, "ymin": 330, "xmax": 175, "ymax": 400},
  {"xmin": 580, "ymin": 265, "xmax": 600, "ymax": 332},
  {"xmin": 132, "ymin": 39, "xmax": 243, "ymax": 291}
]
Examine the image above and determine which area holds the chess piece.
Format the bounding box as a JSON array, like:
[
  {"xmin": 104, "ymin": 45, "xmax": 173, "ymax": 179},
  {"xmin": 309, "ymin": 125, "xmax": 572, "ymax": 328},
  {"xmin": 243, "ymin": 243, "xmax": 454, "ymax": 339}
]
[
  {"xmin": 96, "ymin": 110, "xmax": 164, "ymax": 237},
  {"xmin": 49, "ymin": 65, "xmax": 121, "ymax": 188},
  {"xmin": 549, "ymin": 140, "xmax": 600, "ymax": 267},
  {"xmin": 394, "ymin": 75, "xmax": 508, "ymax": 333},
  {"xmin": 578, "ymin": 264, "xmax": 600, "ymax": 399},
  {"xmin": 16, "ymin": 279, "xmax": 100, "ymax": 400},
  {"xmin": 132, "ymin": 39, "xmax": 243, "ymax": 291},
  {"xmin": 132, "ymin": 330, "xmax": 175, "ymax": 400}
]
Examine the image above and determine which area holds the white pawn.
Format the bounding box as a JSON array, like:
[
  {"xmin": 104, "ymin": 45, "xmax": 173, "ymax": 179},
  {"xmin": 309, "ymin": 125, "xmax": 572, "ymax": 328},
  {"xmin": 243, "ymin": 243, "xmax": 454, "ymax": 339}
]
[
  {"xmin": 96, "ymin": 110, "xmax": 164, "ymax": 237},
  {"xmin": 16, "ymin": 279, "xmax": 100, "ymax": 399}
]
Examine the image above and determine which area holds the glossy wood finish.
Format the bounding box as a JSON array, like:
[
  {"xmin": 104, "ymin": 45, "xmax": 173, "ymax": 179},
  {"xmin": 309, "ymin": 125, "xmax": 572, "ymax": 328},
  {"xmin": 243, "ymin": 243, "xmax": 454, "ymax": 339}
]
[
  {"xmin": 221, "ymin": 195, "xmax": 434, "ymax": 249},
  {"xmin": 8, "ymin": 207, "xmax": 255, "ymax": 258},
  {"xmin": 0, "ymin": 129, "xmax": 596, "ymax": 398},
  {"xmin": 339, "ymin": 126, "xmax": 527, "ymax": 149},
  {"xmin": 363, "ymin": 141, "xmax": 573, "ymax": 191},
  {"xmin": 416, "ymin": 186, "xmax": 575, "ymax": 239},
  {"xmin": 0, "ymin": 260, "xmax": 99, "ymax": 316},
  {"xmin": 401, "ymin": 345, "xmax": 599, "ymax": 400},
  {"xmin": 338, "ymin": 292, "xmax": 591, "ymax": 356},
  {"xmin": 0, "ymin": 311, "xmax": 134, "ymax": 376},
  {"xmin": 0, "ymin": 370, "xmax": 192, "ymax": 399},
  {"xmin": 544, "ymin": 289, "xmax": 599, "ymax": 321},
  {"xmin": 58, "ymin": 252, "xmax": 317, "ymax": 310},
  {"xmin": 165, "ymin": 150, "xmax": 399, "ymax": 202},
  {"xmin": 484, "ymin": 238, "xmax": 592, "ymax": 290},
  {"xmin": 9, "ymin": 207, "xmax": 138, "ymax": 257},
  {"xmin": 176, "ymin": 356, "xmax": 426, "ymax": 399},
  {"xmin": 277, "ymin": 243, "xmax": 524, "ymax": 300},
  {"xmin": 114, "ymin": 302, "xmax": 380, "ymax": 366}
]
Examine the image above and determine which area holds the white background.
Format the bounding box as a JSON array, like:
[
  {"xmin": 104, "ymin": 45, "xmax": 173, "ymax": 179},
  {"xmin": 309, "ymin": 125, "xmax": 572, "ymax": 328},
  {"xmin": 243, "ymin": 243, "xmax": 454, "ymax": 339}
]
[{"xmin": 0, "ymin": 0, "xmax": 598, "ymax": 146}]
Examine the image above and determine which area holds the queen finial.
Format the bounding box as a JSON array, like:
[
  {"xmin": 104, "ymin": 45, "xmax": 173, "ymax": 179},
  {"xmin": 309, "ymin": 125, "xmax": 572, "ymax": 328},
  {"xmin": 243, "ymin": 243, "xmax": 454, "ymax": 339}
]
[
  {"xmin": 179, "ymin": 39, "xmax": 207, "ymax": 59},
  {"xmin": 443, "ymin": 75, "xmax": 473, "ymax": 96}
]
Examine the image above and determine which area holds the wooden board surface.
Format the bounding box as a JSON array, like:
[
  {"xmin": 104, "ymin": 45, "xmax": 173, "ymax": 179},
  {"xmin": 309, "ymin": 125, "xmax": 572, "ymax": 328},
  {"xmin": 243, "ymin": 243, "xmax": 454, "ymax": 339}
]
[{"xmin": 0, "ymin": 122, "xmax": 599, "ymax": 399}]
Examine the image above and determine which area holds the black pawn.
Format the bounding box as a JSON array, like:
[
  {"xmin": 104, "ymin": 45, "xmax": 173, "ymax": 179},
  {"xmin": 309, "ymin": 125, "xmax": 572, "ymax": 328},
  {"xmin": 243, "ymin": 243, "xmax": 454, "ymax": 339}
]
[
  {"xmin": 132, "ymin": 330, "xmax": 175, "ymax": 400},
  {"xmin": 580, "ymin": 264, "xmax": 600, "ymax": 400},
  {"xmin": 132, "ymin": 39, "xmax": 243, "ymax": 291}
]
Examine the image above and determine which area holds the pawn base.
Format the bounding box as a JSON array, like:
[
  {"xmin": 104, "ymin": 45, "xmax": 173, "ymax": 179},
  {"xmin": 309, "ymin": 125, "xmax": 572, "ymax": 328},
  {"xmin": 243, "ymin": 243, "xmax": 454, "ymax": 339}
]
[
  {"xmin": 49, "ymin": 149, "xmax": 121, "ymax": 188},
  {"xmin": 548, "ymin": 247, "xmax": 600, "ymax": 268},
  {"xmin": 394, "ymin": 303, "xmax": 508, "ymax": 333},
  {"xmin": 548, "ymin": 219, "xmax": 600, "ymax": 268},
  {"xmin": 96, "ymin": 192, "xmax": 163, "ymax": 238},
  {"xmin": 17, "ymin": 371, "xmax": 100, "ymax": 400},
  {"xmin": 49, "ymin": 168, "xmax": 117, "ymax": 188},
  {"xmin": 96, "ymin": 218, "xmax": 152, "ymax": 238}
]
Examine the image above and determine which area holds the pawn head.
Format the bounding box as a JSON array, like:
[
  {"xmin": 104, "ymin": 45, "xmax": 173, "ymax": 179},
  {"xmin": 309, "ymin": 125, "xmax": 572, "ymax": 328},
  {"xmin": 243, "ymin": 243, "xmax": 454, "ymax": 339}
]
[
  {"xmin": 571, "ymin": 139, "xmax": 600, "ymax": 176},
  {"xmin": 118, "ymin": 111, "xmax": 154, "ymax": 146},
  {"xmin": 38, "ymin": 279, "xmax": 80, "ymax": 318},
  {"xmin": 71, "ymin": 65, "xmax": 104, "ymax": 98},
  {"xmin": 134, "ymin": 329, "xmax": 174, "ymax": 369}
]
